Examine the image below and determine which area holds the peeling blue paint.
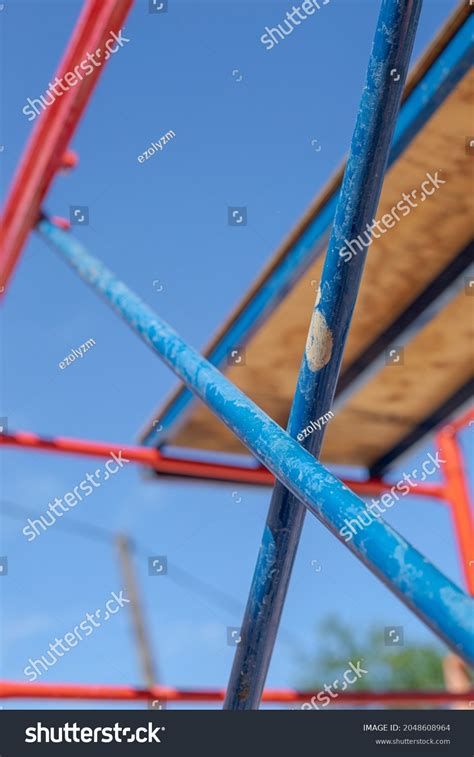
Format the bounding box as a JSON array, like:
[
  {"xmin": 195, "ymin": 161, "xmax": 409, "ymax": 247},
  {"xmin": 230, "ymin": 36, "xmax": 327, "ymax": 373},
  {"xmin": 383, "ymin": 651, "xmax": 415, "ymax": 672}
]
[{"xmin": 38, "ymin": 216, "xmax": 473, "ymax": 679}]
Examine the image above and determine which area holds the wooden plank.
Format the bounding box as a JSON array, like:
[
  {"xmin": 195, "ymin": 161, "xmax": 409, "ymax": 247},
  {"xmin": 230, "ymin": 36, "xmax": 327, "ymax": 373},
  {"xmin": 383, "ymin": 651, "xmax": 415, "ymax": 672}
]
[
  {"xmin": 170, "ymin": 69, "xmax": 473, "ymax": 465},
  {"xmin": 322, "ymin": 291, "xmax": 473, "ymax": 466}
]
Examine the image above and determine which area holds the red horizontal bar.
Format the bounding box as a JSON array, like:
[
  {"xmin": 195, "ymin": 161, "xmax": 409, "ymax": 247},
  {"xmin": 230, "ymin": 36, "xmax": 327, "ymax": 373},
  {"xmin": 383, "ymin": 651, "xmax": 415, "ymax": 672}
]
[
  {"xmin": 0, "ymin": 0, "xmax": 133, "ymax": 296},
  {"xmin": 1, "ymin": 681, "xmax": 471, "ymax": 704},
  {"xmin": 0, "ymin": 429, "xmax": 447, "ymax": 498},
  {"xmin": 341, "ymin": 478, "xmax": 445, "ymax": 500},
  {"xmin": 2, "ymin": 430, "xmax": 162, "ymax": 467},
  {"xmin": 0, "ymin": 431, "xmax": 272, "ymax": 485}
]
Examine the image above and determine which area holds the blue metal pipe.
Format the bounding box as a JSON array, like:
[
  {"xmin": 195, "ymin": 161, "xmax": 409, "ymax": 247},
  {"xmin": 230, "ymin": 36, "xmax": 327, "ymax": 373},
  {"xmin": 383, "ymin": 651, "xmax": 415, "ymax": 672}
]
[
  {"xmin": 37, "ymin": 218, "xmax": 473, "ymax": 672},
  {"xmin": 224, "ymin": 0, "xmax": 425, "ymax": 709}
]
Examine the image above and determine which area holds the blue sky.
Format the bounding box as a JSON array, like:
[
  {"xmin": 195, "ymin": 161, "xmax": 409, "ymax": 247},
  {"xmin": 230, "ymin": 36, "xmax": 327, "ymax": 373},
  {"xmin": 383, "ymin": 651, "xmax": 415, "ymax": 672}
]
[{"xmin": 0, "ymin": 0, "xmax": 470, "ymax": 709}]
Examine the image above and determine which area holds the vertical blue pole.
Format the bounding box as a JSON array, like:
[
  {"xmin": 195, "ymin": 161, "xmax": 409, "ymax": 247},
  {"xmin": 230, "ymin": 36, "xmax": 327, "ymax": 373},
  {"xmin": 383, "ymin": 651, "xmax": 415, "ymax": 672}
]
[{"xmin": 224, "ymin": 0, "xmax": 424, "ymax": 709}]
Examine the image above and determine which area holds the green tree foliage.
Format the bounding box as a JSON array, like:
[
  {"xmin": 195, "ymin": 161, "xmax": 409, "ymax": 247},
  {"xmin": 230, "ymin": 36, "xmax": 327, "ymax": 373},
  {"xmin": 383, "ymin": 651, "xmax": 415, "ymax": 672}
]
[{"xmin": 297, "ymin": 615, "xmax": 448, "ymax": 691}]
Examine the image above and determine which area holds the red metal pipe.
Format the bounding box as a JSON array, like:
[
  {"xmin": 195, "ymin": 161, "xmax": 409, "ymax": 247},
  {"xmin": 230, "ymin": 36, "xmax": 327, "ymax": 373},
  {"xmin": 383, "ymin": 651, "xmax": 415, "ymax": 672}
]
[
  {"xmin": 0, "ymin": 0, "xmax": 134, "ymax": 296},
  {"xmin": 340, "ymin": 477, "xmax": 445, "ymax": 500},
  {"xmin": 0, "ymin": 681, "xmax": 471, "ymax": 705},
  {"xmin": 444, "ymin": 408, "xmax": 474, "ymax": 435},
  {"xmin": 436, "ymin": 424, "xmax": 474, "ymax": 595},
  {"xmin": 2, "ymin": 430, "xmax": 164, "ymax": 466},
  {"xmin": 0, "ymin": 431, "xmax": 273, "ymax": 485},
  {"xmin": 0, "ymin": 429, "xmax": 446, "ymax": 497}
]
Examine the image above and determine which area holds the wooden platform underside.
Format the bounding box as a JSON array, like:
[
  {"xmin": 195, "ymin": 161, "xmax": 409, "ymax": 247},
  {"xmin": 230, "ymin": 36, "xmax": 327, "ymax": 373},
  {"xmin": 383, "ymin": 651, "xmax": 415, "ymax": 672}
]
[
  {"xmin": 164, "ymin": 66, "xmax": 473, "ymax": 468},
  {"xmin": 141, "ymin": 2, "xmax": 473, "ymax": 470}
]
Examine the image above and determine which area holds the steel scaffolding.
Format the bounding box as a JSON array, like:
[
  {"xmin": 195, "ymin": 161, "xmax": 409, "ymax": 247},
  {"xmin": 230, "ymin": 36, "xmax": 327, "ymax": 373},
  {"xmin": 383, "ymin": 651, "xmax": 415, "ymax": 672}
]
[{"xmin": 0, "ymin": 0, "xmax": 472, "ymax": 711}]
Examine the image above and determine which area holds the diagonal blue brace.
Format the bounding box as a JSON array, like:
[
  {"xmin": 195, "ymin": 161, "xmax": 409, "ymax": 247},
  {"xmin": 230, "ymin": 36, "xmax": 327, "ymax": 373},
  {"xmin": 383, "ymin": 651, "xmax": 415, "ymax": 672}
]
[
  {"xmin": 38, "ymin": 218, "xmax": 473, "ymax": 672},
  {"xmin": 224, "ymin": 0, "xmax": 426, "ymax": 708}
]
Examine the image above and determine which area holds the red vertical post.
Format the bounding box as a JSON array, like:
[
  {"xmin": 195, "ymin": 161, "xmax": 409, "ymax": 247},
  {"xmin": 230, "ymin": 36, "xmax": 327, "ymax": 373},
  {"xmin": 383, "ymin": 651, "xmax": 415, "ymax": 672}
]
[{"xmin": 436, "ymin": 423, "xmax": 474, "ymax": 595}]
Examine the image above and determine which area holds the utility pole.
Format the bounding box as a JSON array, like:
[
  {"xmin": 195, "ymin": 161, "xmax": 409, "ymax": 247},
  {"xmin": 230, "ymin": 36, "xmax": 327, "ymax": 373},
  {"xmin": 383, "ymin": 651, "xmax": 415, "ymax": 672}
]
[{"xmin": 116, "ymin": 533, "xmax": 164, "ymax": 708}]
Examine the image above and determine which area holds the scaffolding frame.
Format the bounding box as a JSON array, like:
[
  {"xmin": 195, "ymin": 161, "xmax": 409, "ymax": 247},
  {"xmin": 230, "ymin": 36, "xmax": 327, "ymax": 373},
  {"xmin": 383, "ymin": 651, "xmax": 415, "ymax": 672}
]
[{"xmin": 0, "ymin": 0, "xmax": 473, "ymax": 710}]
